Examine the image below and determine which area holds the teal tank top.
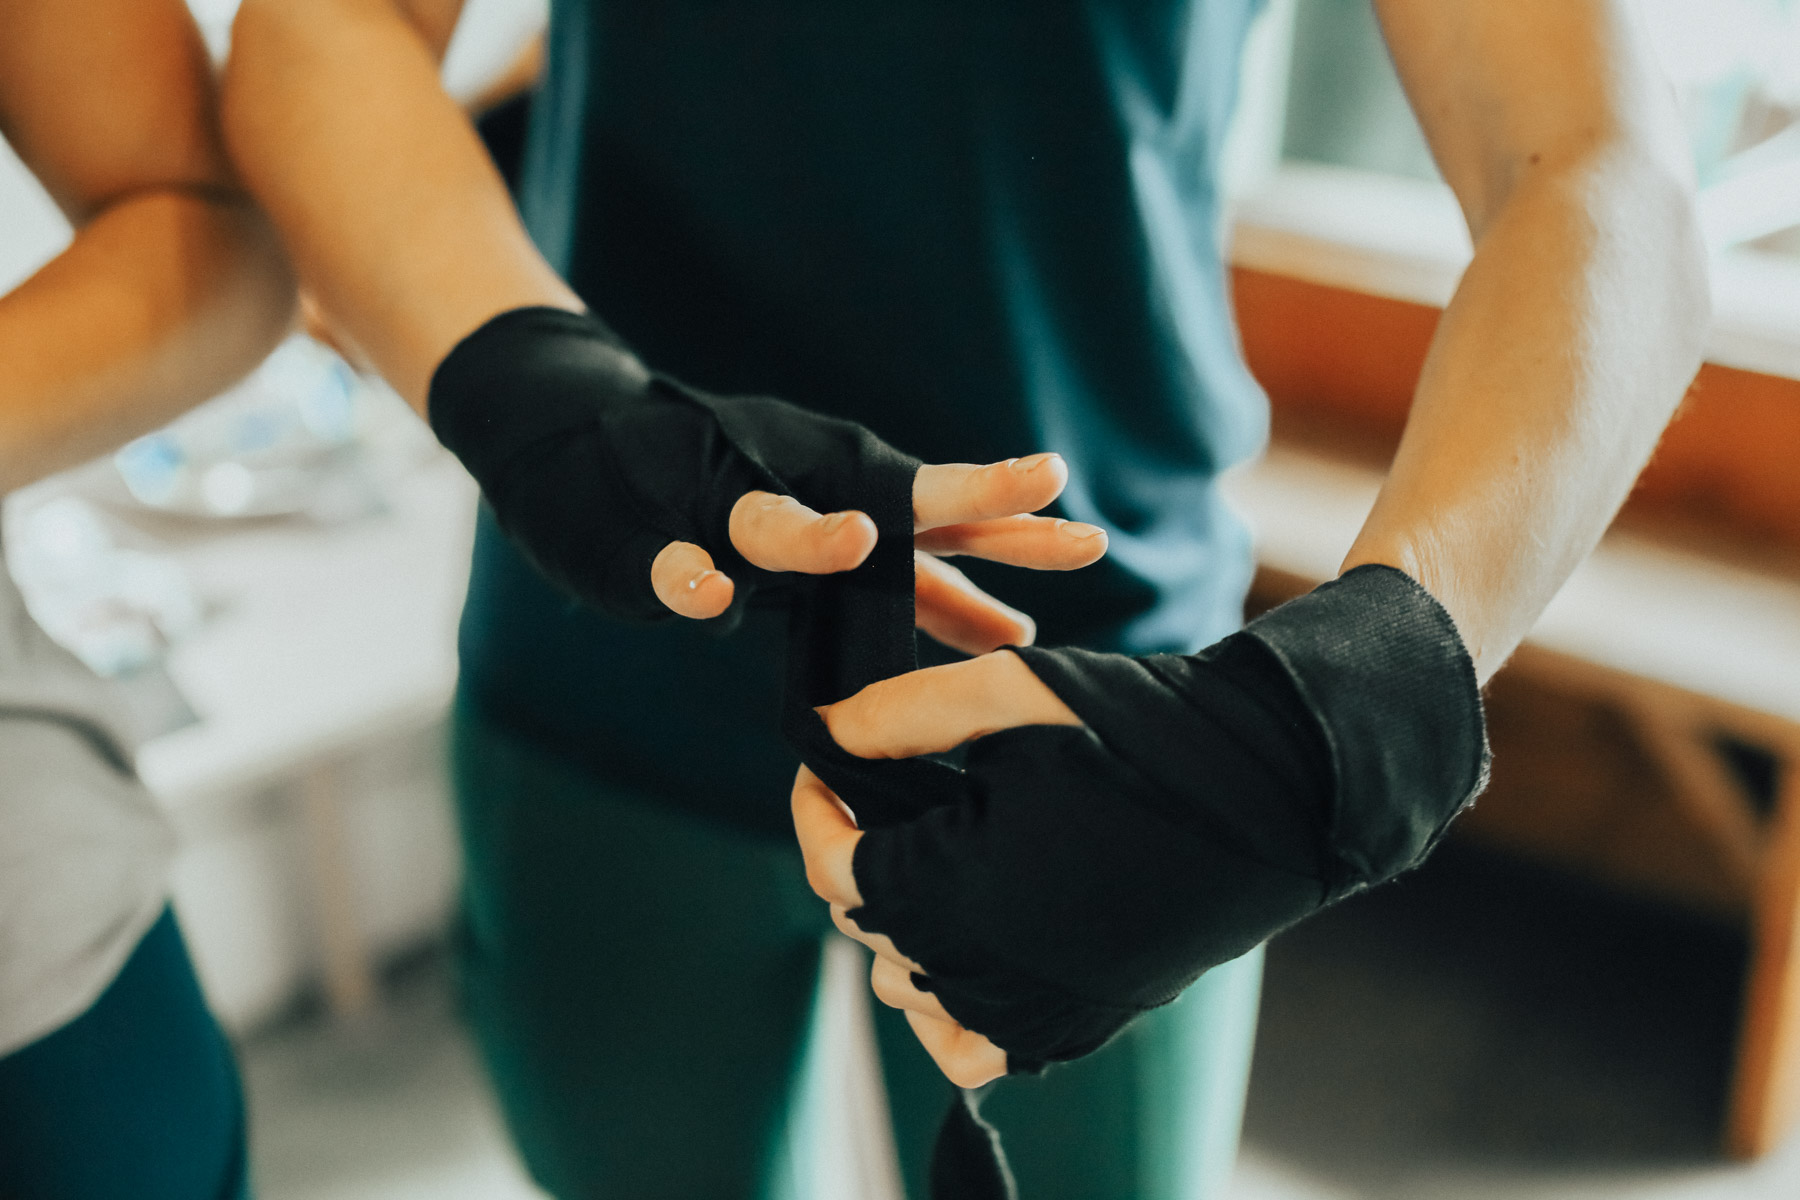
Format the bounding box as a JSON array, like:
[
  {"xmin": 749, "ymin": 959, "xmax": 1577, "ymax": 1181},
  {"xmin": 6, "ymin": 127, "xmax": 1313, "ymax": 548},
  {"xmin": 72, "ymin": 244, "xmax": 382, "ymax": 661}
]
[{"xmin": 460, "ymin": 0, "xmax": 1270, "ymax": 833}]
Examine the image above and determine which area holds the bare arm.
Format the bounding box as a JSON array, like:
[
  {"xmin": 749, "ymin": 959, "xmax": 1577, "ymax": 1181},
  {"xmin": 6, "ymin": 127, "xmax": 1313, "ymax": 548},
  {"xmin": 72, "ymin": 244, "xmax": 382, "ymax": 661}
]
[
  {"xmin": 0, "ymin": 0, "xmax": 296, "ymax": 495},
  {"xmin": 1345, "ymin": 0, "xmax": 1709, "ymax": 680},
  {"xmin": 222, "ymin": 0, "xmax": 580, "ymax": 411}
]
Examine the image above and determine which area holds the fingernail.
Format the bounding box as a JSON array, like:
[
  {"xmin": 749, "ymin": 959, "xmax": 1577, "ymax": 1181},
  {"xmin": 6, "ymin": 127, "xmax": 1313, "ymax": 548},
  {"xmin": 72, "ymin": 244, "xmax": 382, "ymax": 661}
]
[
  {"xmin": 823, "ymin": 512, "xmax": 850, "ymax": 533},
  {"xmin": 1065, "ymin": 522, "xmax": 1106, "ymax": 539},
  {"xmin": 1014, "ymin": 452, "xmax": 1060, "ymax": 472}
]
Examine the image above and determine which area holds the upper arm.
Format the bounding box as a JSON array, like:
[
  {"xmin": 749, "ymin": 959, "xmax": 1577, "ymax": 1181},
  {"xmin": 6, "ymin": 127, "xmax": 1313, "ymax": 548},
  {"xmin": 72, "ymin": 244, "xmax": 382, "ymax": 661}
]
[
  {"xmin": 0, "ymin": 0, "xmax": 235, "ymax": 224},
  {"xmin": 1372, "ymin": 0, "xmax": 1690, "ymax": 236}
]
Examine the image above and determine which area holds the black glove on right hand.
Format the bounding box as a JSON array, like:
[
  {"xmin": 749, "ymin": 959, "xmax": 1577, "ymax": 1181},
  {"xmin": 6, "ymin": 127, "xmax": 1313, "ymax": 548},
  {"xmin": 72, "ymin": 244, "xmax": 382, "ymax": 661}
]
[{"xmin": 427, "ymin": 306, "xmax": 921, "ymax": 625}]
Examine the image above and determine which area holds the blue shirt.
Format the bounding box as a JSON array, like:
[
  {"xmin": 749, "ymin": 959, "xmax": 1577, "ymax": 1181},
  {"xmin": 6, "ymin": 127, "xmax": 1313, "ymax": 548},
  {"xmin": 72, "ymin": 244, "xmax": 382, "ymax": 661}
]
[{"xmin": 460, "ymin": 0, "xmax": 1269, "ymax": 833}]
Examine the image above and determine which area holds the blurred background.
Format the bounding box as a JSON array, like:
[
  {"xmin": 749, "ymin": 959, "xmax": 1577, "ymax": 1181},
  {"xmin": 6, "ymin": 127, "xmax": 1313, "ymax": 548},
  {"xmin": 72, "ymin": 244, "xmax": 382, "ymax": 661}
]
[{"xmin": 7, "ymin": 1, "xmax": 1800, "ymax": 1197}]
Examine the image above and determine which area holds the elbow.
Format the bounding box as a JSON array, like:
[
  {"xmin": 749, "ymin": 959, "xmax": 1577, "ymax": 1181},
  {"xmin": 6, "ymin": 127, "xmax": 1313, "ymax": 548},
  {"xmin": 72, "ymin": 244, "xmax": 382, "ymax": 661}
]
[{"xmin": 221, "ymin": 201, "xmax": 302, "ymax": 366}]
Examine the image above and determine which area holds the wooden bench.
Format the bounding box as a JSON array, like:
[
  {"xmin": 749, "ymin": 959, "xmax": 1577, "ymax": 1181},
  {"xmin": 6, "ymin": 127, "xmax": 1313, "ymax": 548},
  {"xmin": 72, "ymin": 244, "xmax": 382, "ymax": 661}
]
[{"xmin": 1223, "ymin": 444, "xmax": 1800, "ymax": 1158}]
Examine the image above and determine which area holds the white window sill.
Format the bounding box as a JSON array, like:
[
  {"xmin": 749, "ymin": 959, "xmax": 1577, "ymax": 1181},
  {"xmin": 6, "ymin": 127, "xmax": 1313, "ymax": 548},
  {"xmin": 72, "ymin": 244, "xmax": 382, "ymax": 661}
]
[{"xmin": 1227, "ymin": 162, "xmax": 1800, "ymax": 384}]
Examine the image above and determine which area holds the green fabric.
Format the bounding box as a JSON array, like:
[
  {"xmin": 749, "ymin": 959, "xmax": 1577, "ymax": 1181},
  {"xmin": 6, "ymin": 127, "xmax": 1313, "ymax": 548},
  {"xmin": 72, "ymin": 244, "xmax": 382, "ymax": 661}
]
[
  {"xmin": 451, "ymin": 701, "xmax": 1261, "ymax": 1200},
  {"xmin": 458, "ymin": 0, "xmax": 1270, "ymax": 832},
  {"xmin": 0, "ymin": 908, "xmax": 250, "ymax": 1200}
]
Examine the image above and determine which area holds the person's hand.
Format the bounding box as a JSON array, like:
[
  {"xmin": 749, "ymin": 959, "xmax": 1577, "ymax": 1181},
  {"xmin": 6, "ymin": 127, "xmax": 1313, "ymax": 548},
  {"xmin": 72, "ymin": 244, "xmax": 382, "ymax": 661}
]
[
  {"xmin": 656, "ymin": 454, "xmax": 1104, "ymax": 655},
  {"xmin": 793, "ymin": 650, "xmax": 1077, "ymax": 1087},
  {"xmin": 792, "ymin": 567, "xmax": 1490, "ymax": 1084},
  {"xmin": 428, "ymin": 306, "xmax": 1104, "ymax": 645}
]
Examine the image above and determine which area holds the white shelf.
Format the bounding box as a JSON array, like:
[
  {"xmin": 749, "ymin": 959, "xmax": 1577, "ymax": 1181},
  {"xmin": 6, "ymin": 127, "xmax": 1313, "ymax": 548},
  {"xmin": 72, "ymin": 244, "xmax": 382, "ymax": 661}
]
[
  {"xmin": 1229, "ymin": 163, "xmax": 1800, "ymax": 384},
  {"xmin": 136, "ymin": 453, "xmax": 477, "ymax": 809},
  {"xmin": 1223, "ymin": 445, "xmax": 1800, "ymax": 723}
]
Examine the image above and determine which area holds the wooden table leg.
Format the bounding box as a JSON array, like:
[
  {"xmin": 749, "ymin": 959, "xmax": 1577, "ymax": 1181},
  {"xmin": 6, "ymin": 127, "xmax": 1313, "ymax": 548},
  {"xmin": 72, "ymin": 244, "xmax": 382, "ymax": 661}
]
[
  {"xmin": 297, "ymin": 760, "xmax": 376, "ymax": 1019},
  {"xmin": 1728, "ymin": 733, "xmax": 1800, "ymax": 1157}
]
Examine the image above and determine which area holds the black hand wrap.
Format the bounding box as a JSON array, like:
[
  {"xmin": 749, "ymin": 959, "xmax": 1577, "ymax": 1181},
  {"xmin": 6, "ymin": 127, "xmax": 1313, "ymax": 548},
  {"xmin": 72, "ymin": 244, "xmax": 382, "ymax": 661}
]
[
  {"xmin": 788, "ymin": 564, "xmax": 1489, "ymax": 1200},
  {"xmin": 428, "ymin": 306, "xmax": 921, "ymax": 625}
]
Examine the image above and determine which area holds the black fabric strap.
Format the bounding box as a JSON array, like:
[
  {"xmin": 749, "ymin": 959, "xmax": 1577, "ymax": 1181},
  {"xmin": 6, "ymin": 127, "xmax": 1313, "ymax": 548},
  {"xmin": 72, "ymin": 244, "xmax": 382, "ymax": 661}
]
[
  {"xmin": 1241, "ymin": 566, "xmax": 1490, "ymax": 898},
  {"xmin": 929, "ymin": 1085, "xmax": 1015, "ymax": 1200},
  {"xmin": 774, "ymin": 438, "xmax": 1024, "ymax": 1198}
]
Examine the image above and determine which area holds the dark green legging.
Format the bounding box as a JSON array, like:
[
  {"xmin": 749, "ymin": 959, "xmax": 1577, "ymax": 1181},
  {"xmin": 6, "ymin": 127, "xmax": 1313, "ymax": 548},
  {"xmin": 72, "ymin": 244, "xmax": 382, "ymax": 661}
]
[
  {"xmin": 452, "ymin": 704, "xmax": 1261, "ymax": 1200},
  {"xmin": 0, "ymin": 907, "xmax": 249, "ymax": 1200}
]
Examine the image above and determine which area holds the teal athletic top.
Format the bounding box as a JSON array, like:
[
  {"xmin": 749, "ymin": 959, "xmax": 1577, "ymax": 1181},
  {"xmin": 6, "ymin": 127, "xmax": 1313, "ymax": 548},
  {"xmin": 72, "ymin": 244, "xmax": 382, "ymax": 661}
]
[{"xmin": 458, "ymin": 0, "xmax": 1270, "ymax": 835}]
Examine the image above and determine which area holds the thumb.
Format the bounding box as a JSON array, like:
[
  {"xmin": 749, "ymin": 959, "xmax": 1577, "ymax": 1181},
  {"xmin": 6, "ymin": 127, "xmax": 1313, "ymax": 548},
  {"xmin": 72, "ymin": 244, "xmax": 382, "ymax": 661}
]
[{"xmin": 819, "ymin": 650, "xmax": 1080, "ymax": 761}]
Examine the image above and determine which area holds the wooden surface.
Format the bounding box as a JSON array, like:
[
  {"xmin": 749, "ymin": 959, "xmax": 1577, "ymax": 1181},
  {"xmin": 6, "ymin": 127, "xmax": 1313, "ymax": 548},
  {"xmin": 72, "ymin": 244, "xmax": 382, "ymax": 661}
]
[
  {"xmin": 1733, "ymin": 735, "xmax": 1800, "ymax": 1157},
  {"xmin": 1227, "ymin": 445, "xmax": 1800, "ymax": 1160},
  {"xmin": 1231, "ymin": 267, "xmax": 1800, "ymax": 560},
  {"xmin": 1223, "ymin": 447, "xmax": 1800, "ymax": 723}
]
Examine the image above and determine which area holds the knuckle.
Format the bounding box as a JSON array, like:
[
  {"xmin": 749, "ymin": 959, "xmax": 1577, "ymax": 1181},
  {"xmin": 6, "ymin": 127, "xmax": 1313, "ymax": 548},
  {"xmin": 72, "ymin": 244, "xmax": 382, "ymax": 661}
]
[
  {"xmin": 820, "ymin": 701, "xmax": 870, "ymax": 757},
  {"xmin": 802, "ymin": 857, "xmax": 836, "ymax": 902},
  {"xmin": 869, "ymin": 962, "xmax": 902, "ymax": 1006},
  {"xmin": 847, "ymin": 680, "xmax": 904, "ymax": 747},
  {"xmin": 977, "ymin": 462, "xmax": 1015, "ymax": 513},
  {"xmin": 728, "ymin": 492, "xmax": 769, "ymax": 538},
  {"xmin": 945, "ymin": 1054, "xmax": 994, "ymax": 1090}
]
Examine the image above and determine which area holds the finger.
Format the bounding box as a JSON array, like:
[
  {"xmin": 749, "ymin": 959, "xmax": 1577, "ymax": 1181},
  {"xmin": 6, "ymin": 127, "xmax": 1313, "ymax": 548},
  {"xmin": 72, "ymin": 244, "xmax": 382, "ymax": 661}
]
[
  {"xmin": 651, "ymin": 541, "xmax": 735, "ymax": 619},
  {"xmin": 730, "ymin": 491, "xmax": 878, "ymax": 575},
  {"xmin": 820, "ymin": 650, "xmax": 1081, "ymax": 760},
  {"xmin": 915, "ymin": 515, "xmax": 1108, "ymax": 570},
  {"xmin": 913, "ymin": 453, "xmax": 1069, "ymax": 532},
  {"xmin": 871, "ymin": 956, "xmax": 956, "ymax": 1024},
  {"xmin": 915, "ymin": 552, "xmax": 1036, "ymax": 656},
  {"xmin": 791, "ymin": 766, "xmax": 864, "ymax": 908},
  {"xmin": 830, "ymin": 904, "xmax": 924, "ymax": 974},
  {"xmin": 904, "ymin": 1009, "xmax": 1009, "ymax": 1090}
]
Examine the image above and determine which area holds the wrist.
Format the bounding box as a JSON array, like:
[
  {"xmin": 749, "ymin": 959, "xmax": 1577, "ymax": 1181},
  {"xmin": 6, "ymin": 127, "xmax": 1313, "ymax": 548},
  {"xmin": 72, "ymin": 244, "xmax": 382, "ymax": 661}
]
[
  {"xmin": 1245, "ymin": 563, "xmax": 1489, "ymax": 896},
  {"xmin": 426, "ymin": 304, "xmax": 650, "ymax": 478}
]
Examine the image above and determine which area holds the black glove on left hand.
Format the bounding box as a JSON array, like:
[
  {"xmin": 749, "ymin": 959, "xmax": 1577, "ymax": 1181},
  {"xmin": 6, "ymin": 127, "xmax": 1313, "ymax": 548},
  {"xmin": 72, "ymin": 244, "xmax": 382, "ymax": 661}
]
[{"xmin": 794, "ymin": 564, "xmax": 1490, "ymax": 1074}]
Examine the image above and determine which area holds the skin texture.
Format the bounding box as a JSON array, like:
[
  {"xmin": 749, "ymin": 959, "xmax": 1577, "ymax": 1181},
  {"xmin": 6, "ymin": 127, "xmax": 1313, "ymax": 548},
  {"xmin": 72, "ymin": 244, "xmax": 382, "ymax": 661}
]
[
  {"xmin": 796, "ymin": 0, "xmax": 1710, "ymax": 1088},
  {"xmin": 221, "ymin": 0, "xmax": 1106, "ymax": 647},
  {"xmin": 0, "ymin": 0, "xmax": 296, "ymax": 495}
]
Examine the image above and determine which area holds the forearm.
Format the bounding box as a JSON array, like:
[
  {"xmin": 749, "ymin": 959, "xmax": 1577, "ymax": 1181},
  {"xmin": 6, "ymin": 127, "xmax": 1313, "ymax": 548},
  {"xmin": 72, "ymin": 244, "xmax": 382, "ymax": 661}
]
[
  {"xmin": 0, "ymin": 188, "xmax": 294, "ymax": 494},
  {"xmin": 1342, "ymin": 144, "xmax": 1708, "ymax": 681},
  {"xmin": 222, "ymin": 0, "xmax": 581, "ymax": 411}
]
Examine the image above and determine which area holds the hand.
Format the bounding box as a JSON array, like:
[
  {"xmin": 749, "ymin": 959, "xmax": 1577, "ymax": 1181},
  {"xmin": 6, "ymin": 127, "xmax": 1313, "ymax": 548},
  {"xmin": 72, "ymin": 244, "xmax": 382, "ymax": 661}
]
[
  {"xmin": 429, "ymin": 307, "xmax": 1106, "ymax": 638},
  {"xmin": 792, "ymin": 650, "xmax": 1078, "ymax": 1086},
  {"xmin": 654, "ymin": 454, "xmax": 1107, "ymax": 655},
  {"xmin": 792, "ymin": 567, "xmax": 1488, "ymax": 1085}
]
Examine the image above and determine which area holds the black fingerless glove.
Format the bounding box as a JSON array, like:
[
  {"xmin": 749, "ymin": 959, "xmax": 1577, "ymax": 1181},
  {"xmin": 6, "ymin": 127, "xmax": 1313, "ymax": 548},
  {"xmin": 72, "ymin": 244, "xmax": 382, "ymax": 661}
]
[
  {"xmin": 427, "ymin": 306, "xmax": 921, "ymax": 625},
  {"xmin": 795, "ymin": 564, "xmax": 1489, "ymax": 1073}
]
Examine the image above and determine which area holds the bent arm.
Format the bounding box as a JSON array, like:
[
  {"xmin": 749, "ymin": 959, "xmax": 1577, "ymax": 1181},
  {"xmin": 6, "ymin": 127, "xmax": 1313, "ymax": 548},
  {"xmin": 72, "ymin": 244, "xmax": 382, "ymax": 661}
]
[
  {"xmin": 1347, "ymin": 0, "xmax": 1709, "ymax": 681},
  {"xmin": 0, "ymin": 0, "xmax": 295, "ymax": 494},
  {"xmin": 222, "ymin": 0, "xmax": 581, "ymax": 411}
]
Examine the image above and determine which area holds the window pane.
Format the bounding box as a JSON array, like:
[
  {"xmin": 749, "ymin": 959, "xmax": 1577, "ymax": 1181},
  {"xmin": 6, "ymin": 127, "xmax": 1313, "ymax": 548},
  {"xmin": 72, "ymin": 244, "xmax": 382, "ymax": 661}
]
[{"xmin": 1281, "ymin": 0, "xmax": 1436, "ymax": 182}]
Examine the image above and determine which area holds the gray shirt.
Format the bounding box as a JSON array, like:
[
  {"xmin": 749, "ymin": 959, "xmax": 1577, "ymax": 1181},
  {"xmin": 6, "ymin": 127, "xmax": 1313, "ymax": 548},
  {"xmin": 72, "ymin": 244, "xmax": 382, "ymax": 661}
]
[{"xmin": 0, "ymin": 536, "xmax": 172, "ymax": 1055}]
